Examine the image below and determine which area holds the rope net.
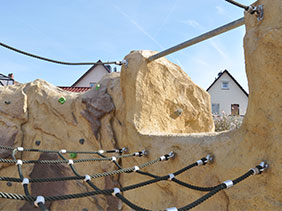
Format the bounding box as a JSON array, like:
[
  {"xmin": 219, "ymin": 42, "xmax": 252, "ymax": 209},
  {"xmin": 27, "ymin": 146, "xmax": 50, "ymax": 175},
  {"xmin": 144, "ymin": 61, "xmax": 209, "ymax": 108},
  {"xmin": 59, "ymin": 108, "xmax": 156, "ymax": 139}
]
[{"xmin": 0, "ymin": 145, "xmax": 268, "ymax": 211}]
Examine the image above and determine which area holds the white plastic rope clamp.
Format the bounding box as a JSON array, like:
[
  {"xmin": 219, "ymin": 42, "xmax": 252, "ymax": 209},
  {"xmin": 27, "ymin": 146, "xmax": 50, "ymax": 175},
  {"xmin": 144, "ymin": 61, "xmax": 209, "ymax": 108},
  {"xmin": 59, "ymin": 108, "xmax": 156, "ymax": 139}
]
[
  {"xmin": 17, "ymin": 147, "xmax": 24, "ymax": 152},
  {"xmin": 168, "ymin": 173, "xmax": 175, "ymax": 181},
  {"xmin": 160, "ymin": 155, "xmax": 166, "ymax": 161},
  {"xmin": 60, "ymin": 149, "xmax": 67, "ymax": 154},
  {"xmin": 112, "ymin": 187, "xmax": 121, "ymax": 196},
  {"xmin": 166, "ymin": 207, "xmax": 178, "ymax": 211},
  {"xmin": 22, "ymin": 178, "xmax": 29, "ymax": 185},
  {"xmin": 84, "ymin": 175, "xmax": 91, "ymax": 182},
  {"xmin": 197, "ymin": 159, "xmax": 204, "ymax": 166},
  {"xmin": 223, "ymin": 180, "xmax": 233, "ymax": 189},
  {"xmin": 98, "ymin": 150, "xmax": 104, "ymax": 154},
  {"xmin": 68, "ymin": 159, "xmax": 74, "ymax": 165},
  {"xmin": 133, "ymin": 166, "xmax": 140, "ymax": 172},
  {"xmin": 16, "ymin": 160, "xmax": 23, "ymax": 166},
  {"xmin": 111, "ymin": 156, "xmax": 117, "ymax": 162},
  {"xmin": 34, "ymin": 196, "xmax": 45, "ymax": 207}
]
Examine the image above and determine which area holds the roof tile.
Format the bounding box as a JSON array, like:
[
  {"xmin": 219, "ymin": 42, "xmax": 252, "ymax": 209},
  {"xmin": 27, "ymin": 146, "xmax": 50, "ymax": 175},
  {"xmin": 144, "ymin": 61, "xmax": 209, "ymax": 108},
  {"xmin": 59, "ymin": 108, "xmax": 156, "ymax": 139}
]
[{"xmin": 59, "ymin": 87, "xmax": 91, "ymax": 93}]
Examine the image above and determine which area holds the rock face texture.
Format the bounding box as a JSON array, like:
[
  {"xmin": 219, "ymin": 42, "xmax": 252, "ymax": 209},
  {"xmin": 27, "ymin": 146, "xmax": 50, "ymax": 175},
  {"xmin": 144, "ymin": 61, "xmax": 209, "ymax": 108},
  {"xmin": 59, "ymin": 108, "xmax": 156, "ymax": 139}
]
[
  {"xmin": 0, "ymin": 0, "xmax": 281, "ymax": 210},
  {"xmin": 120, "ymin": 50, "xmax": 214, "ymax": 134}
]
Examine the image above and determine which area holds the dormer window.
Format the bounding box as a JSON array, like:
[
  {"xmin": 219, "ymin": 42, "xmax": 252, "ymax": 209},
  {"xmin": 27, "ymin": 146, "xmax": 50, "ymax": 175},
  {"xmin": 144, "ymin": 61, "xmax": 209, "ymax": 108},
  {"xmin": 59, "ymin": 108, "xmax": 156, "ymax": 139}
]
[{"xmin": 221, "ymin": 81, "xmax": 229, "ymax": 90}]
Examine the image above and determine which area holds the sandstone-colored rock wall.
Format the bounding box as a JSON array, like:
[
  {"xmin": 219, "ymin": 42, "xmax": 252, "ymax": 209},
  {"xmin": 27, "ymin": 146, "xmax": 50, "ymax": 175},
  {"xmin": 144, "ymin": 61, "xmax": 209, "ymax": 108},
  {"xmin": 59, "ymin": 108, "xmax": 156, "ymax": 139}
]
[
  {"xmin": 120, "ymin": 50, "xmax": 214, "ymax": 134},
  {"xmin": 0, "ymin": 0, "xmax": 281, "ymax": 210},
  {"xmin": 0, "ymin": 55, "xmax": 213, "ymax": 210}
]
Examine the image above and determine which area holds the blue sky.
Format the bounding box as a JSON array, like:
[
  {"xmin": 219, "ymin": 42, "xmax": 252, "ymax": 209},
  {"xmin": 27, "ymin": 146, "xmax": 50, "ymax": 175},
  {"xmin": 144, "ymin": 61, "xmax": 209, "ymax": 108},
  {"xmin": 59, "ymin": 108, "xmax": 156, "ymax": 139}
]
[{"xmin": 0, "ymin": 0, "xmax": 254, "ymax": 91}]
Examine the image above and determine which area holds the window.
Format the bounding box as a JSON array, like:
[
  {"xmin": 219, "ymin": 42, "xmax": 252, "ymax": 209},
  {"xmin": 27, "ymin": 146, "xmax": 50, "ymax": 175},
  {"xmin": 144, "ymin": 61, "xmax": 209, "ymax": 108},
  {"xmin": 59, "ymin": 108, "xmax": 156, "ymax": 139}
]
[
  {"xmin": 89, "ymin": 82, "xmax": 95, "ymax": 87},
  {"xmin": 212, "ymin": 104, "xmax": 220, "ymax": 115},
  {"xmin": 231, "ymin": 104, "xmax": 239, "ymax": 116},
  {"xmin": 221, "ymin": 81, "xmax": 229, "ymax": 90}
]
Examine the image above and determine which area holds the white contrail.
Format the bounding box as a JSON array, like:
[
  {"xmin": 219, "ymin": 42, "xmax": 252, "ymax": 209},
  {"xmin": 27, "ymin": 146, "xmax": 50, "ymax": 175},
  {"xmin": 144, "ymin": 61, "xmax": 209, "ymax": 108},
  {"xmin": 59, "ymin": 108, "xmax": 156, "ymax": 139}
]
[{"xmin": 113, "ymin": 5, "xmax": 164, "ymax": 50}]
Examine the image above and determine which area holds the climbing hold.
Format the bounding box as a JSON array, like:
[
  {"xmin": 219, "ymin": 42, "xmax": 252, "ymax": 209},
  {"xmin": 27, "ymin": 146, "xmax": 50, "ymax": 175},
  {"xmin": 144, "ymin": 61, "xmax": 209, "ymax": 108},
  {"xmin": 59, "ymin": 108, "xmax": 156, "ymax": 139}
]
[
  {"xmin": 6, "ymin": 182, "xmax": 12, "ymax": 187},
  {"xmin": 79, "ymin": 138, "xmax": 85, "ymax": 145},
  {"xmin": 95, "ymin": 84, "xmax": 101, "ymax": 90},
  {"xmin": 70, "ymin": 152, "xmax": 77, "ymax": 159},
  {"xmin": 35, "ymin": 140, "xmax": 41, "ymax": 146},
  {"xmin": 4, "ymin": 101, "xmax": 11, "ymax": 104},
  {"xmin": 58, "ymin": 97, "xmax": 66, "ymax": 104},
  {"xmin": 174, "ymin": 109, "xmax": 183, "ymax": 116}
]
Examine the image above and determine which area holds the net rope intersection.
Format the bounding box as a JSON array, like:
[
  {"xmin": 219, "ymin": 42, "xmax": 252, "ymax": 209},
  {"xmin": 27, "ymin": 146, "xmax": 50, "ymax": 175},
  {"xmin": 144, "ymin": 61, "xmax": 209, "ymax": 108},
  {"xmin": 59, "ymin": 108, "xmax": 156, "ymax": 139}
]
[{"xmin": 0, "ymin": 145, "xmax": 269, "ymax": 210}]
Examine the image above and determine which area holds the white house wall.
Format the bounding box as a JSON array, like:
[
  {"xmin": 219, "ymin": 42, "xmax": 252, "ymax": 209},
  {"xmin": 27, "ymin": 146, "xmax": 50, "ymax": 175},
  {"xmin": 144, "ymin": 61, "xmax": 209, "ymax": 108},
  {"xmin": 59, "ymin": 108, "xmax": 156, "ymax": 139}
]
[
  {"xmin": 208, "ymin": 73, "xmax": 248, "ymax": 115},
  {"xmin": 74, "ymin": 65, "xmax": 108, "ymax": 87},
  {"xmin": 0, "ymin": 79, "xmax": 13, "ymax": 86}
]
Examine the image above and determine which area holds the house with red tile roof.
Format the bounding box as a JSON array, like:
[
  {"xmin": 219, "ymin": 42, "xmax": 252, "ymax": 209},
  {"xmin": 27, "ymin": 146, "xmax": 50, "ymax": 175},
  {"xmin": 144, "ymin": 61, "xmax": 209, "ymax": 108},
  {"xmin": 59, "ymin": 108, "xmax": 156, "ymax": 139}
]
[
  {"xmin": 59, "ymin": 60, "xmax": 112, "ymax": 93},
  {"xmin": 72, "ymin": 60, "xmax": 111, "ymax": 88},
  {"xmin": 58, "ymin": 86, "xmax": 91, "ymax": 93}
]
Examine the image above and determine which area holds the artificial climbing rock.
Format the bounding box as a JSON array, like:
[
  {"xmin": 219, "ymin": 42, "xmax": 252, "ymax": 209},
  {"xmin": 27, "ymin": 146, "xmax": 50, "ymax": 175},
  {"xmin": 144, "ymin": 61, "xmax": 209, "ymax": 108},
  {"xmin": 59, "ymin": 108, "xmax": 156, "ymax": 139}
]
[{"xmin": 0, "ymin": 0, "xmax": 281, "ymax": 210}]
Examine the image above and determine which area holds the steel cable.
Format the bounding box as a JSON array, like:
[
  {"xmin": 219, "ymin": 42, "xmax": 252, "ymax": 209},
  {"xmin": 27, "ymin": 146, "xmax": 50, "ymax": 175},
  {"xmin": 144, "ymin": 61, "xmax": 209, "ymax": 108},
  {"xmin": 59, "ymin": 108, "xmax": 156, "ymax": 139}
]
[{"xmin": 0, "ymin": 42, "xmax": 122, "ymax": 66}]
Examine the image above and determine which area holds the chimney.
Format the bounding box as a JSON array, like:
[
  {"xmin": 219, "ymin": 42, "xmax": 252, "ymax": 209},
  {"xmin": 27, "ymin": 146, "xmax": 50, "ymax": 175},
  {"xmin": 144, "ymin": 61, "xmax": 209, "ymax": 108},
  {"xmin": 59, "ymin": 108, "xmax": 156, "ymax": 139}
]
[{"xmin": 8, "ymin": 73, "xmax": 14, "ymax": 80}]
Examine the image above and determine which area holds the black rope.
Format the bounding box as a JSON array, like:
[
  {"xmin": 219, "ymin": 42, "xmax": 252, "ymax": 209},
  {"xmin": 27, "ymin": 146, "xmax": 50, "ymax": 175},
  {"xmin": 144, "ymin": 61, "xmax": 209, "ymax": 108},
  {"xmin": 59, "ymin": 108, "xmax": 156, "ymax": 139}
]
[
  {"xmin": 0, "ymin": 146, "xmax": 268, "ymax": 211},
  {"xmin": 12, "ymin": 149, "xmax": 36, "ymax": 208},
  {"xmin": 171, "ymin": 178, "xmax": 219, "ymax": 192},
  {"xmin": 0, "ymin": 165, "xmax": 266, "ymax": 210},
  {"xmin": 116, "ymin": 193, "xmax": 150, "ymax": 211},
  {"xmin": 38, "ymin": 202, "xmax": 48, "ymax": 211},
  {"xmin": 178, "ymin": 184, "xmax": 226, "ymax": 210},
  {"xmin": 0, "ymin": 42, "xmax": 123, "ymax": 66}
]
